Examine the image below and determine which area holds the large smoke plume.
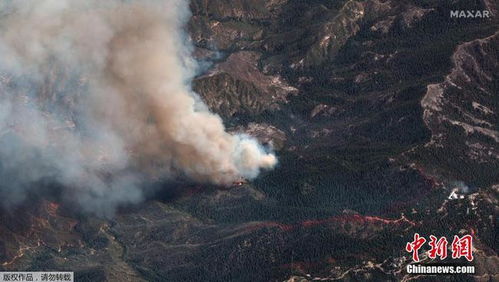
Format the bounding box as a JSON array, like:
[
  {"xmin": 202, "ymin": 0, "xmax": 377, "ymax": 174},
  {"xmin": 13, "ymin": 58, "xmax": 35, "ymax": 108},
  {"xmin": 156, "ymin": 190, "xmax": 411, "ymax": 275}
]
[{"xmin": 0, "ymin": 0, "xmax": 276, "ymax": 216}]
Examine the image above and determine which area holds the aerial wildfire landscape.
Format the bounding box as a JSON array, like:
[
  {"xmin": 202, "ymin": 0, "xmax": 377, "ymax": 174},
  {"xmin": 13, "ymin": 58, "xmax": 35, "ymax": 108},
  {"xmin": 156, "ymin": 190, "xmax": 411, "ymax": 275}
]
[{"xmin": 0, "ymin": 0, "xmax": 497, "ymax": 281}]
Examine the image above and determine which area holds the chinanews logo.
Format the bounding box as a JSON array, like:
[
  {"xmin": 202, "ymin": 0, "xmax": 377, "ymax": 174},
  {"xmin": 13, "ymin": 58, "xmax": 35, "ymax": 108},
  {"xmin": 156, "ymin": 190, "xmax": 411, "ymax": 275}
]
[
  {"xmin": 404, "ymin": 233, "xmax": 476, "ymax": 275},
  {"xmin": 450, "ymin": 10, "xmax": 492, "ymax": 18}
]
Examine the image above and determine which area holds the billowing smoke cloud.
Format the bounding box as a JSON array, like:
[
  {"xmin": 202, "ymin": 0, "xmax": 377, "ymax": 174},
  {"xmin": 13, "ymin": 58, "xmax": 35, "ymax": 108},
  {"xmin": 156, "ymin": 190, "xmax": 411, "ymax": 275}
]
[{"xmin": 0, "ymin": 0, "xmax": 276, "ymax": 216}]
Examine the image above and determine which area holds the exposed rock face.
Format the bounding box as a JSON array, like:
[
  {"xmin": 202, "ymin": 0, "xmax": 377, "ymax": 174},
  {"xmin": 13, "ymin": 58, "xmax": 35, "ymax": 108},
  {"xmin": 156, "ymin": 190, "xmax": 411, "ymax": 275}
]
[
  {"xmin": 232, "ymin": 122, "xmax": 287, "ymax": 150},
  {"xmin": 190, "ymin": 0, "xmax": 277, "ymax": 21},
  {"xmin": 194, "ymin": 51, "xmax": 296, "ymax": 118},
  {"xmin": 417, "ymin": 31, "xmax": 499, "ymax": 184},
  {"xmin": 1, "ymin": 0, "xmax": 498, "ymax": 281}
]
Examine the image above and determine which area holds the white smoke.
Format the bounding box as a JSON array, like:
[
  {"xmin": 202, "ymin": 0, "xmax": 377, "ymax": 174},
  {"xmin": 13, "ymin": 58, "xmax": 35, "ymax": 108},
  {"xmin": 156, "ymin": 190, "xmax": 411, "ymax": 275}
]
[{"xmin": 0, "ymin": 0, "xmax": 276, "ymax": 216}]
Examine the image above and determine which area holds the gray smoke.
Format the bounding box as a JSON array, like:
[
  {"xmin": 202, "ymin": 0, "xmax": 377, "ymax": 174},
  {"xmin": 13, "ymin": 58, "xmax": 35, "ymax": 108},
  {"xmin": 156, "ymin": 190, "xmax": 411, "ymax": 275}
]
[{"xmin": 0, "ymin": 0, "xmax": 276, "ymax": 216}]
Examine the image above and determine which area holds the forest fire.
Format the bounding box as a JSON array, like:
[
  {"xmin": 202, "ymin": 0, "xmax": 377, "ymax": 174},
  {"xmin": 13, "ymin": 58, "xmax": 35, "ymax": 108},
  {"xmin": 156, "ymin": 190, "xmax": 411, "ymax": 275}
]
[
  {"xmin": 251, "ymin": 214, "xmax": 417, "ymax": 233},
  {"xmin": 47, "ymin": 202, "xmax": 60, "ymax": 217}
]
